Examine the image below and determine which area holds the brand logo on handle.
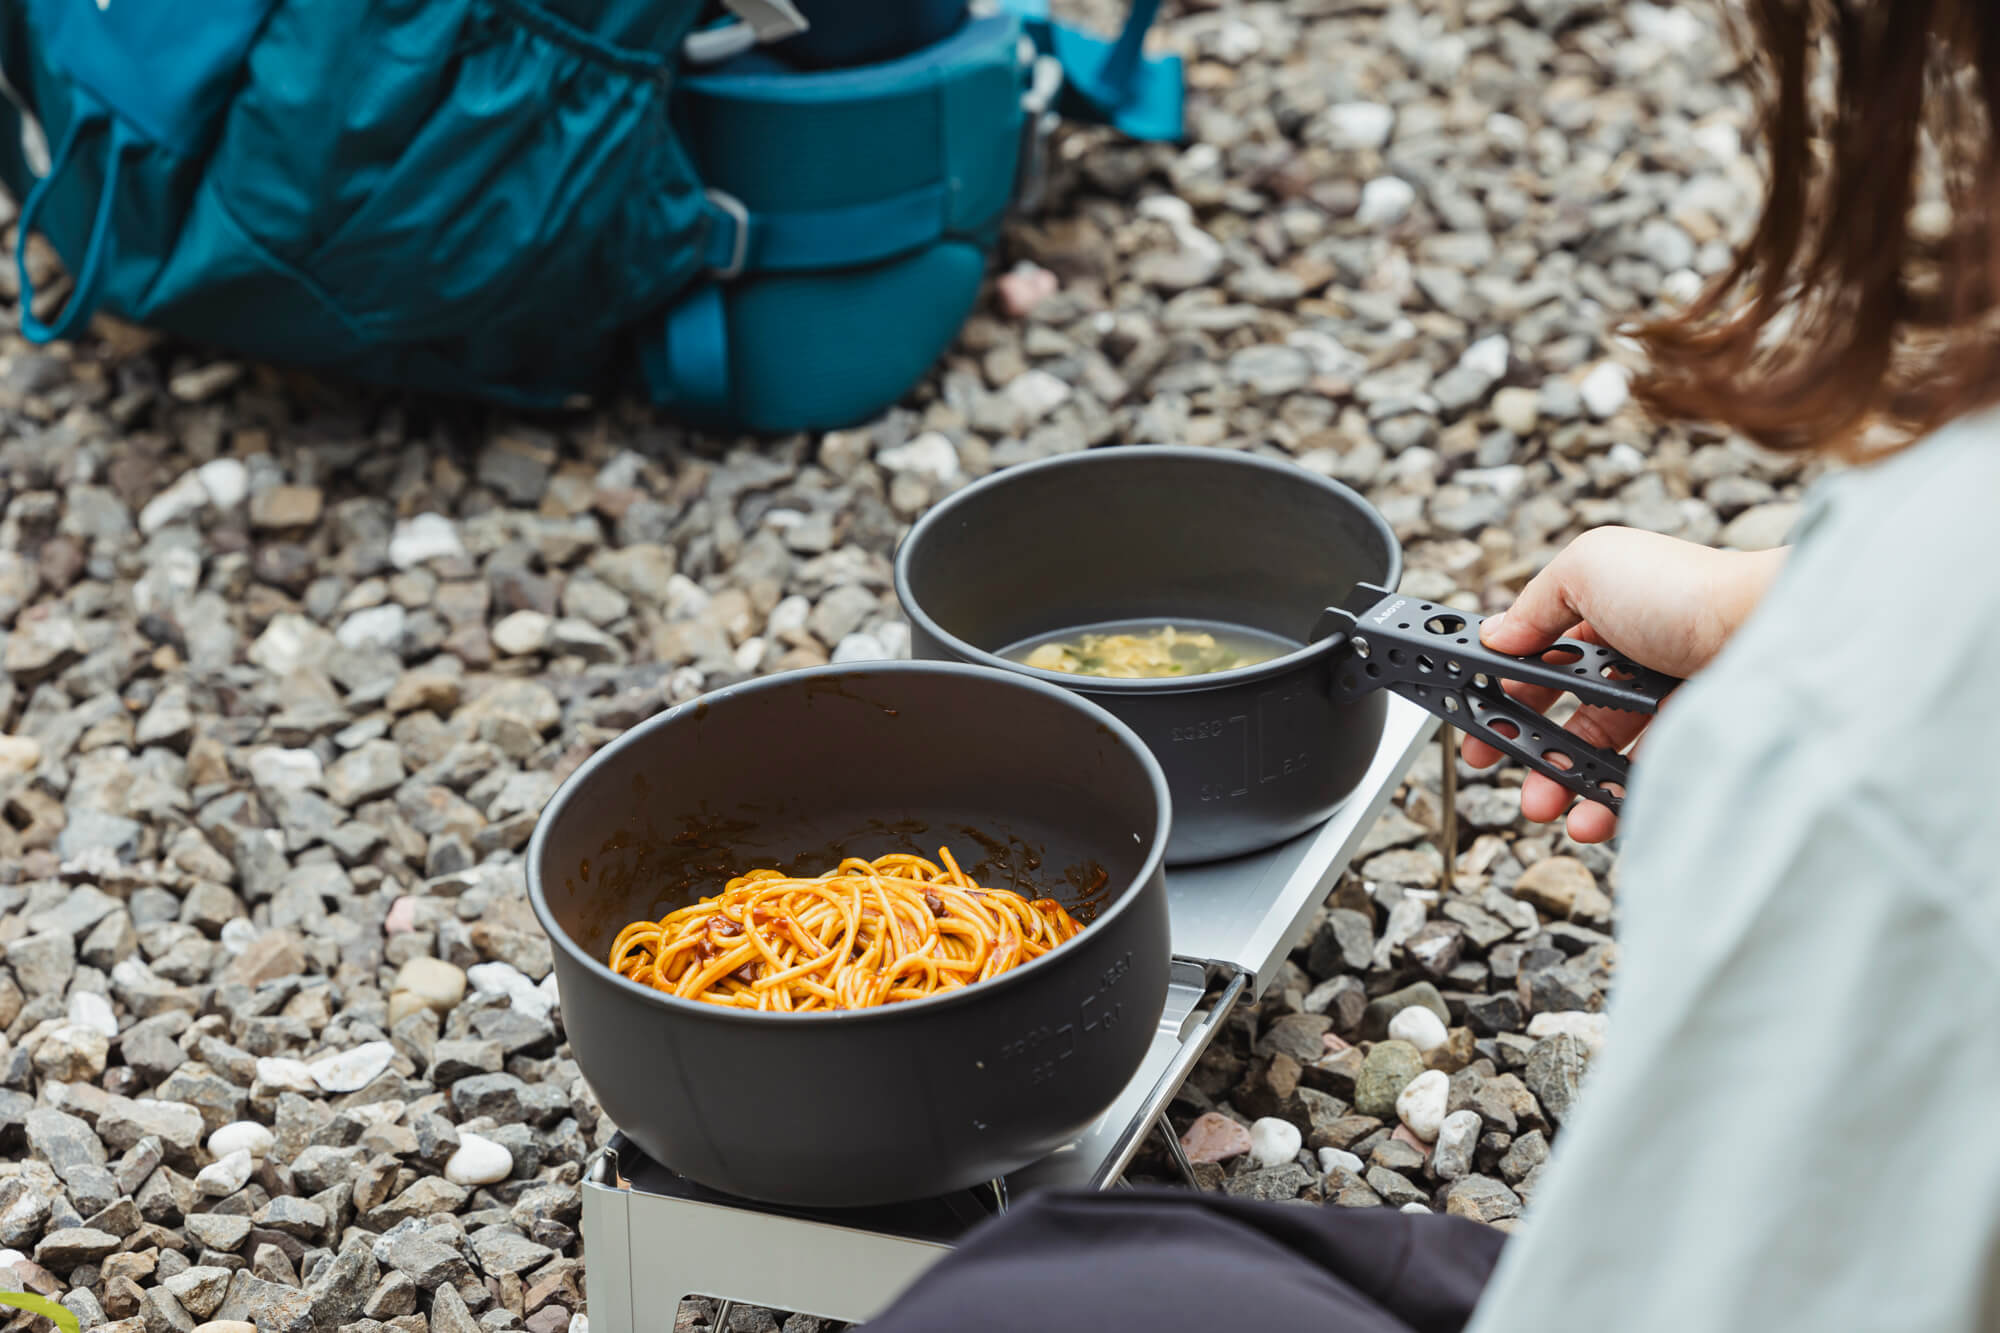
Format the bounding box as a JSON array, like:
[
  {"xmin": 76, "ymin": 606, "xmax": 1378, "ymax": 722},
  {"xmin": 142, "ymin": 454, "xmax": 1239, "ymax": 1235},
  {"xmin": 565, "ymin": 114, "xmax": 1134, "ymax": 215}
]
[{"xmin": 1370, "ymin": 598, "xmax": 1406, "ymax": 626}]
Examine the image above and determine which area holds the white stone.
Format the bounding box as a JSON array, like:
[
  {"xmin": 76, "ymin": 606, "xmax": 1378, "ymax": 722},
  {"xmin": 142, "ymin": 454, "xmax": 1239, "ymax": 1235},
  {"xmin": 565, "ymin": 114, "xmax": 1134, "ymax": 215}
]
[
  {"xmin": 1527, "ymin": 1011, "xmax": 1609, "ymax": 1055},
  {"xmin": 1317, "ymin": 1148, "xmax": 1363, "ymax": 1176},
  {"xmin": 33, "ymin": 1023, "xmax": 108, "ymax": 1080},
  {"xmin": 663, "ymin": 573, "xmax": 710, "ymax": 620},
  {"xmin": 1005, "ymin": 369, "xmax": 1071, "ymax": 425},
  {"xmin": 1136, "ymin": 195, "xmax": 1196, "ymax": 230},
  {"xmin": 1629, "ymin": 1, "xmax": 1705, "ymax": 50},
  {"xmin": 491, "ymin": 609, "xmax": 553, "ymax": 656},
  {"xmin": 307, "ymin": 1040, "xmax": 395, "ymax": 1093},
  {"xmin": 1720, "ymin": 501, "xmax": 1802, "ymax": 552},
  {"xmin": 1460, "ymin": 334, "xmax": 1511, "ymax": 384},
  {"xmin": 877, "ymin": 432, "xmax": 961, "ymax": 487},
  {"xmin": 1396, "ymin": 1069, "xmax": 1451, "ymax": 1143},
  {"xmin": 468, "ymin": 961, "xmax": 552, "ymax": 1020},
  {"xmin": 254, "ymin": 1057, "xmax": 318, "ymax": 1096},
  {"xmin": 219, "ymin": 918, "xmax": 259, "ymax": 956},
  {"xmin": 336, "ymin": 604, "xmax": 407, "ymax": 651},
  {"xmin": 1399, "ymin": 1202, "xmax": 1433, "ymax": 1215},
  {"xmin": 1432, "ymin": 1109, "xmax": 1483, "ymax": 1181},
  {"xmin": 443, "ymin": 1133, "xmax": 514, "ymax": 1187},
  {"xmin": 389, "ymin": 512, "xmax": 467, "ymax": 569},
  {"xmin": 1356, "ymin": 176, "xmax": 1416, "ymax": 228},
  {"xmin": 249, "ymin": 747, "xmax": 322, "ymax": 792},
  {"xmin": 67, "ymin": 990, "xmax": 118, "ymax": 1040},
  {"xmin": 569, "ymin": 1315, "xmax": 588, "ymax": 1333},
  {"xmin": 248, "ymin": 613, "xmax": 334, "ymax": 676},
  {"xmin": 1485, "ymin": 112, "xmax": 1529, "ymax": 151},
  {"xmin": 1286, "ymin": 329, "xmax": 1366, "ymax": 380},
  {"xmin": 1213, "ymin": 17, "xmax": 1261, "ymax": 62},
  {"xmin": 537, "ymin": 973, "xmax": 561, "ymax": 1015},
  {"xmin": 1325, "ymin": 101, "xmax": 1394, "ymax": 151},
  {"xmin": 196, "ymin": 1149, "xmax": 254, "ymax": 1198},
  {"xmin": 195, "ymin": 458, "xmax": 248, "ymax": 509},
  {"xmin": 732, "ymin": 639, "xmax": 765, "ymax": 673},
  {"xmin": 208, "ymin": 1121, "xmax": 274, "ymax": 1161},
  {"xmin": 1456, "ymin": 465, "xmax": 1528, "ymax": 502},
  {"xmin": 139, "ymin": 470, "xmax": 213, "ymax": 533},
  {"xmin": 1692, "ymin": 121, "xmax": 1741, "ymax": 163},
  {"xmin": 1387, "ymin": 1005, "xmax": 1449, "ymax": 1053},
  {"xmin": 1580, "ymin": 363, "xmax": 1631, "ymax": 420},
  {"xmin": 766, "ymin": 595, "xmax": 810, "ymax": 638},
  {"xmin": 0, "ymin": 734, "xmax": 40, "ymax": 780},
  {"xmin": 831, "ymin": 632, "xmax": 888, "ymax": 664},
  {"xmin": 0, "ymin": 1249, "xmax": 25, "ymax": 1271},
  {"xmin": 392, "ymin": 956, "xmax": 467, "ymax": 1014},
  {"xmin": 1662, "ymin": 268, "xmax": 1705, "ymax": 306},
  {"xmin": 1248, "ymin": 1116, "xmax": 1303, "ymax": 1169}
]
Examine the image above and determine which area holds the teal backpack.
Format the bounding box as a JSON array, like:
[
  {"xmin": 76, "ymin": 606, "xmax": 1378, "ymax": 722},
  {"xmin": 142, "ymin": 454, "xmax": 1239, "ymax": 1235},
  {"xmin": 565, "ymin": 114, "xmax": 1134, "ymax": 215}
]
[{"xmin": 0, "ymin": 0, "xmax": 1180, "ymax": 432}]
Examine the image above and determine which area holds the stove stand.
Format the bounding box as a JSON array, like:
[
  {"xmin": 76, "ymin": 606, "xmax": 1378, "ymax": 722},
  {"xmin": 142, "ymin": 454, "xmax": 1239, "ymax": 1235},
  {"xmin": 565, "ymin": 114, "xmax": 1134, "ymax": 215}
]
[{"xmin": 581, "ymin": 698, "xmax": 1438, "ymax": 1330}]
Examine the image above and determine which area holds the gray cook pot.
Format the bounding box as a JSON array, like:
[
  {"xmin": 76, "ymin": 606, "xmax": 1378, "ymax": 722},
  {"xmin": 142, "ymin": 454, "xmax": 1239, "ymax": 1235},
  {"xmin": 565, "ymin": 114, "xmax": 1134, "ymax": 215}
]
[
  {"xmin": 528, "ymin": 661, "xmax": 1173, "ymax": 1208},
  {"xmin": 895, "ymin": 446, "xmax": 1402, "ymax": 864}
]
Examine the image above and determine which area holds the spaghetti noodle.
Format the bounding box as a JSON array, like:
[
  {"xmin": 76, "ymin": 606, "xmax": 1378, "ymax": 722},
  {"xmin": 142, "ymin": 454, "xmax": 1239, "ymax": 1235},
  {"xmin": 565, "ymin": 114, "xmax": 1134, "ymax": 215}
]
[{"xmin": 608, "ymin": 848, "xmax": 1085, "ymax": 1011}]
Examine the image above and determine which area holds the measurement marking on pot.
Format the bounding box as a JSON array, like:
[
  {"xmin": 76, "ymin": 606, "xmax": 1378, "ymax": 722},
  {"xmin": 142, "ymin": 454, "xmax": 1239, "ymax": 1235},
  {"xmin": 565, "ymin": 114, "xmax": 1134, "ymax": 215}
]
[{"xmin": 992, "ymin": 951, "xmax": 1134, "ymax": 1085}]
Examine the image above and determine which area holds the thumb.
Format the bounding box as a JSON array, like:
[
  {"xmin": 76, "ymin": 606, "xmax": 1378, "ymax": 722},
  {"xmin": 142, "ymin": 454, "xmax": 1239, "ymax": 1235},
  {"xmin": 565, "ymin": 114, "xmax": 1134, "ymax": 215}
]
[{"xmin": 1481, "ymin": 561, "xmax": 1583, "ymax": 656}]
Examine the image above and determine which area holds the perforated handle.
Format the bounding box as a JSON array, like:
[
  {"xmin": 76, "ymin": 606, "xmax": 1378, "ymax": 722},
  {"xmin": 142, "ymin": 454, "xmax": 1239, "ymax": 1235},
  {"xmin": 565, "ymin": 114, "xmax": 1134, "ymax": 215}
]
[{"xmin": 1314, "ymin": 585, "xmax": 1681, "ymax": 815}]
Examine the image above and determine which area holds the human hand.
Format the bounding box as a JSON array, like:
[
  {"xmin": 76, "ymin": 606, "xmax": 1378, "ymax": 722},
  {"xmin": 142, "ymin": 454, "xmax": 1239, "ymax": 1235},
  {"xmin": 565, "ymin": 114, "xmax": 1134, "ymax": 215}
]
[{"xmin": 1462, "ymin": 527, "xmax": 1787, "ymax": 842}]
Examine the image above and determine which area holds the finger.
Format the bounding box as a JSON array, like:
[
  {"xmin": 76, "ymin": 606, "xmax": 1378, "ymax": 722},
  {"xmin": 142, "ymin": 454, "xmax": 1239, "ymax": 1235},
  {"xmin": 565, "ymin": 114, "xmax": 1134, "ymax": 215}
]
[
  {"xmin": 1566, "ymin": 801, "xmax": 1619, "ymax": 844},
  {"xmin": 1517, "ymin": 705, "xmax": 1652, "ymax": 828},
  {"xmin": 1480, "ymin": 556, "xmax": 1596, "ymax": 656}
]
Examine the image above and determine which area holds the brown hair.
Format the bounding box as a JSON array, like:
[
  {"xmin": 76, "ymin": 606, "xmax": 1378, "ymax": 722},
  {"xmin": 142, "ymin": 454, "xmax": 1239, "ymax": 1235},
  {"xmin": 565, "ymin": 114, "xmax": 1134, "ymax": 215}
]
[{"xmin": 1636, "ymin": 1, "xmax": 2000, "ymax": 458}]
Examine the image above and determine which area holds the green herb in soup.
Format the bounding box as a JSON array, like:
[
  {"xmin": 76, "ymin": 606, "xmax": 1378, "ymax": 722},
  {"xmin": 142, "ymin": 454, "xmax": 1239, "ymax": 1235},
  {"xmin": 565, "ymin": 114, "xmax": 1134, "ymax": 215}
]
[{"xmin": 1004, "ymin": 621, "xmax": 1291, "ymax": 679}]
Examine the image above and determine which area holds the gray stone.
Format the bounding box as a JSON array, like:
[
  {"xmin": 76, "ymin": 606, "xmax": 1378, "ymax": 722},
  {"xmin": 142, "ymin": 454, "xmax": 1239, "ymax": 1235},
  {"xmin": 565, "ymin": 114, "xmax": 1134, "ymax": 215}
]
[
  {"xmin": 1523, "ymin": 1033, "xmax": 1590, "ymax": 1127},
  {"xmin": 27, "ymin": 1106, "xmax": 108, "ymax": 1177},
  {"xmin": 1353, "ymin": 1042, "xmax": 1426, "ymax": 1120},
  {"xmin": 1443, "ymin": 1175, "xmax": 1522, "ymax": 1224},
  {"xmin": 1364, "ymin": 1165, "xmax": 1428, "ymax": 1207},
  {"xmin": 1499, "ymin": 1129, "xmax": 1549, "ymax": 1183},
  {"xmin": 450, "ymin": 1073, "xmax": 529, "ymax": 1124},
  {"xmin": 34, "ymin": 1226, "xmax": 123, "ymax": 1268},
  {"xmin": 1256, "ymin": 1014, "xmax": 1333, "ymax": 1065},
  {"xmin": 1221, "ymin": 1162, "xmax": 1314, "ymax": 1202},
  {"xmin": 1324, "ymin": 1168, "xmax": 1383, "ymax": 1209},
  {"xmin": 7, "ymin": 931, "xmax": 77, "ymax": 997},
  {"xmin": 466, "ymin": 1227, "xmax": 553, "ymax": 1277},
  {"xmin": 377, "ymin": 1233, "xmax": 471, "ymax": 1290},
  {"xmin": 1360, "ymin": 983, "xmax": 1451, "ymax": 1041},
  {"xmin": 213, "ymin": 1270, "xmax": 316, "ymax": 1333},
  {"xmin": 326, "ymin": 741, "xmax": 406, "ymax": 807},
  {"xmin": 1307, "ymin": 910, "xmax": 1374, "ymax": 977}
]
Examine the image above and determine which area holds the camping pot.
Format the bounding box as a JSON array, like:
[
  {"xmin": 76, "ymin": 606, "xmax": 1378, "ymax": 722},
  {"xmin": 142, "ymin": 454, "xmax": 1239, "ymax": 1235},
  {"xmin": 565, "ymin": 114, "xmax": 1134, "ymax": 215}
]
[
  {"xmin": 895, "ymin": 446, "xmax": 1402, "ymax": 864},
  {"xmin": 528, "ymin": 661, "xmax": 1173, "ymax": 1208}
]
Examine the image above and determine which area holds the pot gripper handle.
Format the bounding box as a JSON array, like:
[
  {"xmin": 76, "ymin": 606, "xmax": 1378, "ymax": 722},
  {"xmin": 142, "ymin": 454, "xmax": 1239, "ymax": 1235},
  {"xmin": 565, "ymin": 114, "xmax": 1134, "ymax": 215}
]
[{"xmin": 1312, "ymin": 583, "xmax": 1682, "ymax": 815}]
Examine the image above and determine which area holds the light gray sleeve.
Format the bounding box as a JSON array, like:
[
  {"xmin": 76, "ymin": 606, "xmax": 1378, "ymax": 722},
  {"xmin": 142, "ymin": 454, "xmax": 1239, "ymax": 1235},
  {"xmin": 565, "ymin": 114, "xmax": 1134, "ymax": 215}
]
[{"xmin": 1468, "ymin": 415, "xmax": 2000, "ymax": 1333}]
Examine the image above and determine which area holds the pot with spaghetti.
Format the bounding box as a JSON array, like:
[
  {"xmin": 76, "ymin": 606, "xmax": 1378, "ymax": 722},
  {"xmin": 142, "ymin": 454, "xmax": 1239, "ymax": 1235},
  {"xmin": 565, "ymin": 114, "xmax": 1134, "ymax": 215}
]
[{"xmin": 528, "ymin": 661, "xmax": 1172, "ymax": 1209}]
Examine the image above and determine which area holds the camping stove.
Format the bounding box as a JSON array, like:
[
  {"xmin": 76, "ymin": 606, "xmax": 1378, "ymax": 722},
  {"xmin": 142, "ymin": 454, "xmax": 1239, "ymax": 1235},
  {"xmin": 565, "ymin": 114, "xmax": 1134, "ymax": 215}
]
[{"xmin": 581, "ymin": 698, "xmax": 1439, "ymax": 1330}]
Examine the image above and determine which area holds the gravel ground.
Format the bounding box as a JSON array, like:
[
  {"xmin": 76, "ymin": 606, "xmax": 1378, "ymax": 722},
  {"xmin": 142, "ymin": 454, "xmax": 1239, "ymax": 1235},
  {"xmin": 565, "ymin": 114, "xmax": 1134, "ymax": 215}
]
[{"xmin": 0, "ymin": 1, "xmax": 1812, "ymax": 1330}]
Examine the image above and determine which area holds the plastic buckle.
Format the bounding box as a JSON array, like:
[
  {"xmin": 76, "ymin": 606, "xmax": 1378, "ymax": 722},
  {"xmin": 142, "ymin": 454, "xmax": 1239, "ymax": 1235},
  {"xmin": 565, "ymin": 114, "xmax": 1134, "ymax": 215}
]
[
  {"xmin": 704, "ymin": 189, "xmax": 750, "ymax": 280},
  {"xmin": 1013, "ymin": 52, "xmax": 1064, "ymax": 214}
]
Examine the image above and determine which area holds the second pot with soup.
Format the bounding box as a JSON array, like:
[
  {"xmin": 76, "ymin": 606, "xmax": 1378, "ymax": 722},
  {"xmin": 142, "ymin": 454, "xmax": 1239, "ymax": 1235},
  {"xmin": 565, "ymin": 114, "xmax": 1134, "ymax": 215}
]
[{"xmin": 895, "ymin": 446, "xmax": 1402, "ymax": 864}]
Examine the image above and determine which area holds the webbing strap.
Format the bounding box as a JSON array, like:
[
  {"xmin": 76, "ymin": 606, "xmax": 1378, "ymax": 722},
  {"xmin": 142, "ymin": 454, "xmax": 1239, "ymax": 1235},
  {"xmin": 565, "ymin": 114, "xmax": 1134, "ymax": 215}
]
[
  {"xmin": 698, "ymin": 182, "xmax": 952, "ymax": 279},
  {"xmin": 1006, "ymin": 0, "xmax": 1182, "ymax": 143},
  {"xmin": 657, "ymin": 281, "xmax": 731, "ymax": 419}
]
